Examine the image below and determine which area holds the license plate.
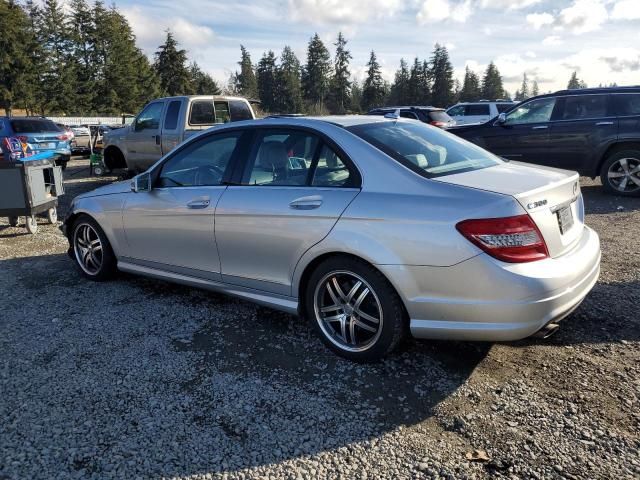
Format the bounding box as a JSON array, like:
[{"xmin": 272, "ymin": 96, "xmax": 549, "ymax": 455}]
[
  {"xmin": 557, "ymin": 205, "xmax": 574, "ymax": 234},
  {"xmin": 42, "ymin": 142, "xmax": 57, "ymax": 149}
]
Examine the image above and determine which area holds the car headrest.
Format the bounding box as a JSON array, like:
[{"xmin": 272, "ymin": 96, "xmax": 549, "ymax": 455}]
[{"xmin": 257, "ymin": 142, "xmax": 288, "ymax": 170}]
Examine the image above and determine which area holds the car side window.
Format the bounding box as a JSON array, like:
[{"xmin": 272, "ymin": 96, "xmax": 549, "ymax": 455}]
[
  {"xmin": 312, "ymin": 145, "xmax": 352, "ymax": 187},
  {"xmin": 214, "ymin": 101, "xmax": 231, "ymax": 124},
  {"xmin": 229, "ymin": 100, "xmax": 253, "ymax": 121},
  {"xmin": 189, "ymin": 101, "xmax": 215, "ymax": 125},
  {"xmin": 613, "ymin": 94, "xmax": 640, "ymax": 116},
  {"xmin": 135, "ymin": 103, "xmax": 164, "ymax": 131},
  {"xmin": 157, "ymin": 132, "xmax": 241, "ymax": 188},
  {"xmin": 400, "ymin": 111, "xmax": 419, "ymax": 120},
  {"xmin": 244, "ymin": 130, "xmax": 319, "ymax": 186},
  {"xmin": 164, "ymin": 100, "xmax": 181, "ymax": 130},
  {"xmin": 505, "ymin": 97, "xmax": 556, "ymax": 125},
  {"xmin": 561, "ymin": 95, "xmax": 607, "ymax": 120},
  {"xmin": 447, "ymin": 105, "xmax": 465, "ymax": 116},
  {"xmin": 466, "ymin": 104, "xmax": 490, "ymax": 116},
  {"xmin": 496, "ymin": 104, "xmax": 513, "ymax": 113}
]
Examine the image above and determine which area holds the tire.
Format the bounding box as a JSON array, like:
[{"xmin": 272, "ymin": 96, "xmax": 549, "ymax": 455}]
[
  {"xmin": 93, "ymin": 165, "xmax": 104, "ymax": 176},
  {"xmin": 600, "ymin": 150, "xmax": 640, "ymax": 197},
  {"xmin": 47, "ymin": 207, "xmax": 57, "ymax": 224},
  {"xmin": 71, "ymin": 214, "xmax": 117, "ymax": 281},
  {"xmin": 8, "ymin": 216, "xmax": 18, "ymax": 227},
  {"xmin": 305, "ymin": 256, "xmax": 407, "ymax": 362},
  {"xmin": 25, "ymin": 215, "xmax": 38, "ymax": 234}
]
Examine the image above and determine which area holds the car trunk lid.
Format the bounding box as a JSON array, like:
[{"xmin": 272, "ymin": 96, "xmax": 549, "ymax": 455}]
[{"xmin": 434, "ymin": 161, "xmax": 584, "ymax": 258}]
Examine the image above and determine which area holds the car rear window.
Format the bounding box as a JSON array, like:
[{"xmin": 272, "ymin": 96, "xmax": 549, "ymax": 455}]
[
  {"xmin": 189, "ymin": 101, "xmax": 215, "ymax": 125},
  {"xmin": 496, "ymin": 103, "xmax": 514, "ymax": 113},
  {"xmin": 10, "ymin": 119, "xmax": 60, "ymax": 133},
  {"xmin": 229, "ymin": 100, "xmax": 254, "ymax": 121},
  {"xmin": 466, "ymin": 104, "xmax": 491, "ymax": 116},
  {"xmin": 348, "ymin": 121, "xmax": 501, "ymax": 178},
  {"xmin": 427, "ymin": 110, "xmax": 452, "ymax": 122}
]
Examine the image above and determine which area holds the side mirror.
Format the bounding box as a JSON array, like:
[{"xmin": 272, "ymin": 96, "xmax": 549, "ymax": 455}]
[
  {"xmin": 496, "ymin": 113, "xmax": 507, "ymax": 125},
  {"xmin": 131, "ymin": 172, "xmax": 151, "ymax": 193}
]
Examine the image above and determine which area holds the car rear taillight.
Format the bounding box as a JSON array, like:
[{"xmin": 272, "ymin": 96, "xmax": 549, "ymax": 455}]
[
  {"xmin": 456, "ymin": 214, "xmax": 549, "ymax": 263},
  {"xmin": 57, "ymin": 134, "xmax": 69, "ymax": 141},
  {"xmin": 429, "ymin": 121, "xmax": 447, "ymax": 128}
]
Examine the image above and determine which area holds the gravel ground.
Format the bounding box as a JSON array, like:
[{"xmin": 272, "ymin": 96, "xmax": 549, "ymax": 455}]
[{"xmin": 1, "ymin": 158, "xmax": 638, "ymax": 480}]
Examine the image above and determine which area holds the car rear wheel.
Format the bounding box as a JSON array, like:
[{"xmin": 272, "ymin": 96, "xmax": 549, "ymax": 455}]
[
  {"xmin": 600, "ymin": 150, "xmax": 640, "ymax": 196},
  {"xmin": 71, "ymin": 215, "xmax": 116, "ymax": 281},
  {"xmin": 305, "ymin": 257, "xmax": 407, "ymax": 362},
  {"xmin": 8, "ymin": 216, "xmax": 18, "ymax": 227}
]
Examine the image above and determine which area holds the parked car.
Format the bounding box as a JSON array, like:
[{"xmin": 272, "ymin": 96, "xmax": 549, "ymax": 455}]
[
  {"xmin": 0, "ymin": 117, "xmax": 71, "ymax": 169},
  {"xmin": 56, "ymin": 123, "xmax": 75, "ymax": 142},
  {"xmin": 446, "ymin": 100, "xmax": 517, "ymax": 125},
  {"xmin": 102, "ymin": 95, "xmax": 256, "ymax": 173},
  {"xmin": 63, "ymin": 115, "xmax": 600, "ymax": 361},
  {"xmin": 450, "ymin": 87, "xmax": 640, "ymax": 196},
  {"xmin": 70, "ymin": 125, "xmax": 90, "ymax": 136},
  {"xmin": 368, "ymin": 106, "xmax": 456, "ymax": 128}
]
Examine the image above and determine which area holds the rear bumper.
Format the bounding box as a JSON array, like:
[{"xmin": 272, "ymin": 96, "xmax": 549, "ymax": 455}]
[{"xmin": 377, "ymin": 226, "xmax": 601, "ymax": 341}]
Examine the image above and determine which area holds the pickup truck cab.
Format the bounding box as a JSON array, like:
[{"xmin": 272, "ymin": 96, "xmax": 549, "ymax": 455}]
[{"xmin": 103, "ymin": 95, "xmax": 255, "ymax": 172}]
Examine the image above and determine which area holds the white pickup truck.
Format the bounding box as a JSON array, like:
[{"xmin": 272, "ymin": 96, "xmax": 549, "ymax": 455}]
[{"xmin": 102, "ymin": 95, "xmax": 256, "ymax": 172}]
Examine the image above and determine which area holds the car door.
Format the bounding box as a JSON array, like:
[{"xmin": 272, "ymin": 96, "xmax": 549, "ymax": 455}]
[
  {"xmin": 160, "ymin": 99, "xmax": 183, "ymax": 156},
  {"xmin": 483, "ymin": 96, "xmax": 558, "ymax": 165},
  {"xmin": 446, "ymin": 105, "xmax": 466, "ymax": 125},
  {"xmin": 127, "ymin": 101, "xmax": 165, "ymax": 170},
  {"xmin": 121, "ymin": 130, "xmax": 250, "ymax": 279},
  {"xmin": 215, "ymin": 128, "xmax": 361, "ymax": 296},
  {"xmin": 464, "ymin": 103, "xmax": 492, "ymax": 125},
  {"xmin": 547, "ymin": 94, "xmax": 616, "ymax": 173}
]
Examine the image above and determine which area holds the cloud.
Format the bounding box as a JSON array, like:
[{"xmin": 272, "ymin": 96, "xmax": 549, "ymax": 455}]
[
  {"xmin": 480, "ymin": 0, "xmax": 541, "ymax": 9},
  {"xmin": 611, "ymin": 0, "xmax": 640, "ymax": 21},
  {"xmin": 542, "ymin": 35, "xmax": 563, "ymax": 45},
  {"xmin": 557, "ymin": 0, "xmax": 608, "ymax": 34},
  {"xmin": 600, "ymin": 54, "xmax": 640, "ymax": 72},
  {"xmin": 288, "ymin": 0, "xmax": 401, "ymax": 24},
  {"xmin": 526, "ymin": 12, "xmax": 554, "ymax": 29},
  {"xmin": 417, "ymin": 0, "xmax": 473, "ymax": 24}
]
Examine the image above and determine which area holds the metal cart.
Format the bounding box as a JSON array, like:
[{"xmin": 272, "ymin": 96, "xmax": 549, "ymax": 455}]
[{"xmin": 0, "ymin": 158, "xmax": 65, "ymax": 234}]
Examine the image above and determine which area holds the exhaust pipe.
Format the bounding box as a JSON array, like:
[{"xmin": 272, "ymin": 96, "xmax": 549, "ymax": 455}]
[{"xmin": 534, "ymin": 323, "xmax": 560, "ymax": 339}]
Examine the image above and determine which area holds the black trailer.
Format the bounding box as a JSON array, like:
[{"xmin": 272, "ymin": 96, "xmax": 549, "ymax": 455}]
[{"xmin": 0, "ymin": 159, "xmax": 64, "ymax": 234}]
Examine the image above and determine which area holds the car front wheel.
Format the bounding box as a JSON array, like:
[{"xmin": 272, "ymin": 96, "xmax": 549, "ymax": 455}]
[
  {"xmin": 71, "ymin": 215, "xmax": 116, "ymax": 281},
  {"xmin": 600, "ymin": 150, "xmax": 640, "ymax": 196},
  {"xmin": 305, "ymin": 257, "xmax": 407, "ymax": 362}
]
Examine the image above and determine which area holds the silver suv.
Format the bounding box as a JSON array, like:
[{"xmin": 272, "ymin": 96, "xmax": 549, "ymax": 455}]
[
  {"xmin": 103, "ymin": 95, "xmax": 256, "ymax": 172},
  {"xmin": 447, "ymin": 101, "xmax": 516, "ymax": 126}
]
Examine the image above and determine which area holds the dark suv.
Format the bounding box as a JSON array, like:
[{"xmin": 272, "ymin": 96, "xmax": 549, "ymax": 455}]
[
  {"xmin": 368, "ymin": 106, "xmax": 456, "ymax": 129},
  {"xmin": 450, "ymin": 87, "xmax": 640, "ymax": 196}
]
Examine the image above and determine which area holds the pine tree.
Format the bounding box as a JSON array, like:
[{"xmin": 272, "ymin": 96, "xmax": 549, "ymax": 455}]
[
  {"xmin": 350, "ymin": 79, "xmax": 363, "ymax": 113},
  {"xmin": 189, "ymin": 62, "xmax": 221, "ymax": 95},
  {"xmin": 328, "ymin": 32, "xmax": 352, "ymax": 114},
  {"xmin": 429, "ymin": 44, "xmax": 454, "ymax": 107},
  {"xmin": 276, "ymin": 45, "xmax": 303, "ymax": 113},
  {"xmin": 481, "ymin": 61, "xmax": 505, "ymax": 100},
  {"xmin": 389, "ymin": 58, "xmax": 410, "ymax": 105},
  {"xmin": 459, "ymin": 66, "xmax": 481, "ymax": 102},
  {"xmin": 531, "ymin": 80, "xmax": 540, "ymax": 96},
  {"xmin": 0, "ymin": 0, "xmax": 35, "ymax": 115},
  {"xmin": 302, "ymin": 33, "xmax": 332, "ymax": 113},
  {"xmin": 68, "ymin": 0, "xmax": 96, "ymax": 113},
  {"xmin": 361, "ymin": 50, "xmax": 385, "ymax": 112},
  {"xmin": 235, "ymin": 45, "xmax": 258, "ymax": 99},
  {"xmin": 567, "ymin": 71, "xmax": 587, "ymax": 89},
  {"xmin": 257, "ymin": 50, "xmax": 278, "ymax": 112},
  {"xmin": 515, "ymin": 73, "xmax": 529, "ymax": 101},
  {"xmin": 154, "ymin": 31, "xmax": 190, "ymax": 96}
]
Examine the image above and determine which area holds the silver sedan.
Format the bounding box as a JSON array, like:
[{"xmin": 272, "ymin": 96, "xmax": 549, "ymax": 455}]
[{"xmin": 63, "ymin": 116, "xmax": 601, "ymax": 361}]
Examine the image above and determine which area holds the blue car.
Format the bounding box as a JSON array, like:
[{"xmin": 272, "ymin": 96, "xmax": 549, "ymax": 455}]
[{"xmin": 0, "ymin": 117, "xmax": 71, "ymax": 169}]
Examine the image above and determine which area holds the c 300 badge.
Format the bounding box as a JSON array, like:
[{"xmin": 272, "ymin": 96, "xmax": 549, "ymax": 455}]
[{"xmin": 527, "ymin": 199, "xmax": 548, "ymax": 210}]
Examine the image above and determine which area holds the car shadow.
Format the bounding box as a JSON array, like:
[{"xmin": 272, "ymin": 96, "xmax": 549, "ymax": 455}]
[{"xmin": 581, "ymin": 181, "xmax": 640, "ymax": 214}]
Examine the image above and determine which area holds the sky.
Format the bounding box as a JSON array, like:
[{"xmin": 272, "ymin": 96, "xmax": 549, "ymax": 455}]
[{"xmin": 114, "ymin": 0, "xmax": 640, "ymax": 95}]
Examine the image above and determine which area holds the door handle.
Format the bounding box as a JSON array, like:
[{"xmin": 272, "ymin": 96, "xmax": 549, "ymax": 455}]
[
  {"xmin": 152, "ymin": 135, "xmax": 161, "ymax": 145},
  {"xmin": 595, "ymin": 121, "xmax": 614, "ymax": 126},
  {"xmin": 186, "ymin": 198, "xmax": 210, "ymax": 209},
  {"xmin": 531, "ymin": 125, "xmax": 548, "ymax": 130},
  {"xmin": 289, "ymin": 195, "xmax": 323, "ymax": 210}
]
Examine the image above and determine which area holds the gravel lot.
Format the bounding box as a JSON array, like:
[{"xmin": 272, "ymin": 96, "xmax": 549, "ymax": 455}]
[{"xmin": 1, "ymin": 157, "xmax": 638, "ymax": 480}]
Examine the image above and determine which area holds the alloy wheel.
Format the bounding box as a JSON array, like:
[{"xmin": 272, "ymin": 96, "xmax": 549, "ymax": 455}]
[
  {"xmin": 607, "ymin": 157, "xmax": 640, "ymax": 194},
  {"xmin": 74, "ymin": 223, "xmax": 103, "ymax": 275},
  {"xmin": 313, "ymin": 271, "xmax": 383, "ymax": 352}
]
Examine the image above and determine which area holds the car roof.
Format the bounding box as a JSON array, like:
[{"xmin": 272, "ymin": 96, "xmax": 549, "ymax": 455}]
[
  {"xmin": 154, "ymin": 95, "xmax": 251, "ymax": 102},
  {"xmin": 532, "ymin": 85, "xmax": 640, "ymax": 100},
  {"xmin": 370, "ymin": 106, "xmax": 444, "ymax": 111},
  {"xmin": 255, "ymin": 115, "xmax": 410, "ymax": 128},
  {"xmin": 452, "ymin": 101, "xmax": 515, "ymax": 105}
]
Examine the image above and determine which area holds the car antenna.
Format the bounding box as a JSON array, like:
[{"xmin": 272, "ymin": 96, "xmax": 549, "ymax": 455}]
[{"xmin": 384, "ymin": 108, "xmax": 401, "ymax": 123}]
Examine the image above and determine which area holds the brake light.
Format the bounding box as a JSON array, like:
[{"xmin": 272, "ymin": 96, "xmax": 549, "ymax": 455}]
[
  {"xmin": 456, "ymin": 214, "xmax": 549, "ymax": 263},
  {"xmin": 57, "ymin": 134, "xmax": 69, "ymax": 141},
  {"xmin": 429, "ymin": 121, "xmax": 447, "ymax": 128}
]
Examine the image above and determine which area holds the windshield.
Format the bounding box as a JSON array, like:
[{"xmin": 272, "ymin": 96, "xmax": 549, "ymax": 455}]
[
  {"xmin": 10, "ymin": 119, "xmax": 61, "ymax": 134},
  {"xmin": 347, "ymin": 120, "xmax": 502, "ymax": 178}
]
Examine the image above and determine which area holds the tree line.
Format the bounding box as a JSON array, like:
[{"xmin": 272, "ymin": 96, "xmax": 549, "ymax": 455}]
[{"xmin": 1, "ymin": 0, "xmax": 593, "ymax": 117}]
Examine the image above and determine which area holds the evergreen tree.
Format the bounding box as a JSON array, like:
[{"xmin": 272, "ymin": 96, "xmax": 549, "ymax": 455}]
[
  {"xmin": 302, "ymin": 33, "xmax": 332, "ymax": 113},
  {"xmin": 361, "ymin": 50, "xmax": 385, "ymax": 112},
  {"xmin": 276, "ymin": 45, "xmax": 303, "ymax": 113},
  {"xmin": 256, "ymin": 50, "xmax": 278, "ymax": 112},
  {"xmin": 531, "ymin": 80, "xmax": 540, "ymax": 96},
  {"xmin": 481, "ymin": 61, "xmax": 505, "ymax": 99},
  {"xmin": 189, "ymin": 62, "xmax": 221, "ymax": 95},
  {"xmin": 459, "ymin": 66, "xmax": 481, "ymax": 102},
  {"xmin": 389, "ymin": 58, "xmax": 410, "ymax": 105},
  {"xmin": 567, "ymin": 71, "xmax": 587, "ymax": 89},
  {"xmin": 407, "ymin": 58, "xmax": 427, "ymax": 104},
  {"xmin": 328, "ymin": 32, "xmax": 351, "ymax": 114},
  {"xmin": 235, "ymin": 45, "xmax": 258, "ymax": 98},
  {"xmin": 68, "ymin": 0, "xmax": 96, "ymax": 113},
  {"xmin": 515, "ymin": 73, "xmax": 529, "ymax": 101},
  {"xmin": 154, "ymin": 31, "xmax": 190, "ymax": 96},
  {"xmin": 350, "ymin": 79, "xmax": 363, "ymax": 113},
  {"xmin": 429, "ymin": 44, "xmax": 454, "ymax": 107}
]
